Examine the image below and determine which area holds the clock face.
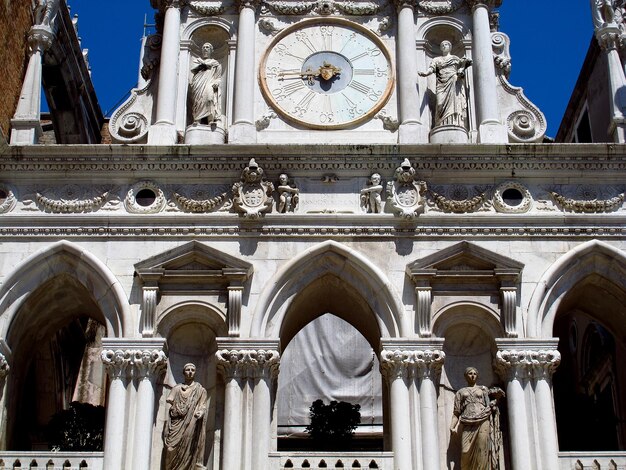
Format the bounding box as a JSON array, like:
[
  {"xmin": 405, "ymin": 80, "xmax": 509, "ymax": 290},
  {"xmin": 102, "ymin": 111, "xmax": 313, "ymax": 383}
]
[{"xmin": 259, "ymin": 19, "xmax": 394, "ymax": 129}]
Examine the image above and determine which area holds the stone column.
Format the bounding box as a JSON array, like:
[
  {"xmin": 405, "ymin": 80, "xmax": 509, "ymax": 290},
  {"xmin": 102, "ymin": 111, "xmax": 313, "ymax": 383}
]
[
  {"xmin": 148, "ymin": 0, "xmax": 183, "ymax": 145},
  {"xmin": 467, "ymin": 0, "xmax": 508, "ymax": 143},
  {"xmin": 415, "ymin": 350, "xmax": 445, "ymax": 470},
  {"xmin": 130, "ymin": 348, "xmax": 168, "ymax": 470},
  {"xmin": 251, "ymin": 350, "xmax": 280, "ymax": 470},
  {"xmin": 229, "ymin": 0, "xmax": 258, "ymax": 143},
  {"xmin": 596, "ymin": 25, "xmax": 626, "ymax": 142},
  {"xmin": 101, "ymin": 349, "xmax": 131, "ymax": 470},
  {"xmin": 395, "ymin": 0, "xmax": 426, "ymax": 143},
  {"xmin": 530, "ymin": 348, "xmax": 561, "ymax": 470},
  {"xmin": 380, "ymin": 350, "xmax": 413, "ymax": 470},
  {"xmin": 10, "ymin": 25, "xmax": 55, "ymax": 145},
  {"xmin": 495, "ymin": 347, "xmax": 533, "ymax": 470},
  {"xmin": 216, "ymin": 349, "xmax": 246, "ymax": 470}
]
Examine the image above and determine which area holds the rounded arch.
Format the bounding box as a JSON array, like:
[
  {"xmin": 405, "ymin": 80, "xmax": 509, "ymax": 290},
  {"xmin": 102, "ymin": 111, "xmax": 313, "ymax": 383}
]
[
  {"xmin": 0, "ymin": 240, "xmax": 131, "ymax": 342},
  {"xmin": 417, "ymin": 16, "xmax": 472, "ymax": 41},
  {"xmin": 433, "ymin": 300, "xmax": 503, "ymax": 339},
  {"xmin": 157, "ymin": 300, "xmax": 227, "ymax": 339},
  {"xmin": 182, "ymin": 17, "xmax": 235, "ymax": 41},
  {"xmin": 527, "ymin": 240, "xmax": 626, "ymax": 338},
  {"xmin": 251, "ymin": 241, "xmax": 408, "ymax": 347}
]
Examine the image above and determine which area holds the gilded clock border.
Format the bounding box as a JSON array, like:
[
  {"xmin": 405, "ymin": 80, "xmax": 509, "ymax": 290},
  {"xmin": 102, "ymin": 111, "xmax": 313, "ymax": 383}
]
[{"xmin": 258, "ymin": 17, "xmax": 395, "ymax": 130}]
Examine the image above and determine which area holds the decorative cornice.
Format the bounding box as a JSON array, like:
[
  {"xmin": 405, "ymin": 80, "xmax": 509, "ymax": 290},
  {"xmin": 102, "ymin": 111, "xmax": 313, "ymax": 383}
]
[
  {"xmin": 550, "ymin": 191, "xmax": 625, "ymax": 213},
  {"xmin": 216, "ymin": 349, "xmax": 280, "ymax": 379}
]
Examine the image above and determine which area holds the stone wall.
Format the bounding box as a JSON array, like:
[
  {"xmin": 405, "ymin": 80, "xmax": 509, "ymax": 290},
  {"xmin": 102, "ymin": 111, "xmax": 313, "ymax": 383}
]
[{"xmin": 0, "ymin": 1, "xmax": 32, "ymax": 139}]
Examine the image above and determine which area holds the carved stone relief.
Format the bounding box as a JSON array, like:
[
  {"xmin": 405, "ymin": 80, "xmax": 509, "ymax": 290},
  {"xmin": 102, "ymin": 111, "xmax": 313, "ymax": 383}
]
[
  {"xmin": 260, "ymin": 0, "xmax": 384, "ymax": 16},
  {"xmin": 0, "ymin": 185, "xmax": 17, "ymax": 214},
  {"xmin": 36, "ymin": 185, "xmax": 110, "ymax": 213},
  {"xmin": 276, "ymin": 173, "xmax": 300, "ymax": 213},
  {"xmin": 360, "ymin": 173, "xmax": 384, "ymax": 213},
  {"xmin": 386, "ymin": 159, "xmax": 427, "ymax": 219},
  {"xmin": 171, "ymin": 185, "xmax": 231, "ymax": 213},
  {"xmin": 232, "ymin": 159, "xmax": 275, "ymax": 218},
  {"xmin": 492, "ymin": 181, "xmax": 532, "ymax": 213},
  {"xmin": 125, "ymin": 181, "xmax": 167, "ymax": 214},
  {"xmin": 416, "ymin": 0, "xmax": 464, "ymax": 15},
  {"xmin": 550, "ymin": 190, "xmax": 625, "ymax": 213}
]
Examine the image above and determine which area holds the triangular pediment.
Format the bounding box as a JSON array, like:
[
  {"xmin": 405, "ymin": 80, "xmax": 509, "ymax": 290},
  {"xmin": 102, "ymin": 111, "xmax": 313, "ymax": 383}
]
[
  {"xmin": 406, "ymin": 241, "xmax": 523, "ymax": 280},
  {"xmin": 134, "ymin": 241, "xmax": 253, "ymax": 283}
]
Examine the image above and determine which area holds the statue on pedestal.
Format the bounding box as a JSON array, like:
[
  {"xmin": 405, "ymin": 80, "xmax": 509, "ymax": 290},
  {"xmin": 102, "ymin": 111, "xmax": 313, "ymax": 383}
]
[
  {"xmin": 360, "ymin": 173, "xmax": 383, "ymax": 213},
  {"xmin": 419, "ymin": 40, "xmax": 472, "ymax": 130},
  {"xmin": 591, "ymin": 0, "xmax": 616, "ymax": 30},
  {"xmin": 163, "ymin": 363, "xmax": 208, "ymax": 470},
  {"xmin": 450, "ymin": 367, "xmax": 505, "ymax": 470},
  {"xmin": 190, "ymin": 43, "xmax": 222, "ymax": 125}
]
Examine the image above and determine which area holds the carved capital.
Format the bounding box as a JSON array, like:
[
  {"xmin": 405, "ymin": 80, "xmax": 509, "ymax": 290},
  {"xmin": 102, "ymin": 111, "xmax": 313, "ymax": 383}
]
[
  {"xmin": 380, "ymin": 349, "xmax": 445, "ymax": 380},
  {"xmin": 495, "ymin": 349, "xmax": 532, "ymax": 381},
  {"xmin": 216, "ymin": 349, "xmax": 280, "ymax": 379},
  {"xmin": 393, "ymin": 0, "xmax": 416, "ymax": 11},
  {"xmin": 528, "ymin": 350, "xmax": 561, "ymax": 380},
  {"xmin": 130, "ymin": 349, "xmax": 168, "ymax": 379},
  {"xmin": 27, "ymin": 24, "xmax": 55, "ymax": 54},
  {"xmin": 466, "ymin": 0, "xmax": 501, "ymax": 10},
  {"xmin": 101, "ymin": 349, "xmax": 131, "ymax": 379},
  {"xmin": 0, "ymin": 353, "xmax": 9, "ymax": 378},
  {"xmin": 596, "ymin": 25, "xmax": 622, "ymax": 50},
  {"xmin": 380, "ymin": 350, "xmax": 413, "ymax": 380},
  {"xmin": 413, "ymin": 349, "xmax": 445, "ymax": 379},
  {"xmin": 237, "ymin": 0, "xmax": 259, "ymax": 11}
]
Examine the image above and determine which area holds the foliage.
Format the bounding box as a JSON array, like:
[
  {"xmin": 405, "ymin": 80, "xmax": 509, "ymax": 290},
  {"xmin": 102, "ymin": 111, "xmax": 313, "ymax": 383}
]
[
  {"xmin": 305, "ymin": 399, "xmax": 361, "ymax": 449},
  {"xmin": 46, "ymin": 402, "xmax": 105, "ymax": 451}
]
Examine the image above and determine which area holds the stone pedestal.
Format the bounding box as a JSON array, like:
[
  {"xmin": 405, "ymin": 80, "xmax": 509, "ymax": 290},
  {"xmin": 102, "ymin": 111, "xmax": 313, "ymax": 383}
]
[
  {"xmin": 429, "ymin": 125, "xmax": 469, "ymax": 144},
  {"xmin": 184, "ymin": 123, "xmax": 226, "ymax": 144}
]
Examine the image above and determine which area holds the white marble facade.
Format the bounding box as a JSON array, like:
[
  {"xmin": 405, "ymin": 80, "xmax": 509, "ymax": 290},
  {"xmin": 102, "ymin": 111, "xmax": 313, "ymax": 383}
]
[{"xmin": 4, "ymin": 0, "xmax": 626, "ymax": 470}]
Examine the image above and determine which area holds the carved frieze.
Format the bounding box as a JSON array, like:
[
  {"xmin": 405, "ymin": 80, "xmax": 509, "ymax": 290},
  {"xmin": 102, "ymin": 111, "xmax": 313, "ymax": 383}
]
[
  {"xmin": 188, "ymin": 1, "xmax": 226, "ymax": 15},
  {"xmin": 232, "ymin": 159, "xmax": 274, "ymax": 218},
  {"xmin": 427, "ymin": 188, "xmax": 486, "ymax": 213},
  {"xmin": 0, "ymin": 185, "xmax": 17, "ymax": 214},
  {"xmin": 172, "ymin": 189, "xmax": 230, "ymax": 213},
  {"xmin": 36, "ymin": 185, "xmax": 109, "ymax": 213},
  {"xmin": 260, "ymin": 0, "xmax": 384, "ymax": 16},
  {"xmin": 416, "ymin": 0, "xmax": 464, "ymax": 15},
  {"xmin": 549, "ymin": 190, "xmax": 625, "ymax": 213},
  {"xmin": 386, "ymin": 158, "xmax": 427, "ymax": 219}
]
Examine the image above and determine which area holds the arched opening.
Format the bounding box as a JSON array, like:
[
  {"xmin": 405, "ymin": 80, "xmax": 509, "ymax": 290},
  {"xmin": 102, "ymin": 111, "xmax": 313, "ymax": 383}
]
[
  {"xmin": 275, "ymin": 274, "xmax": 388, "ymax": 452},
  {"xmin": 155, "ymin": 303, "xmax": 227, "ymax": 470},
  {"xmin": 5, "ymin": 274, "xmax": 107, "ymax": 451},
  {"xmin": 552, "ymin": 274, "xmax": 626, "ymax": 451}
]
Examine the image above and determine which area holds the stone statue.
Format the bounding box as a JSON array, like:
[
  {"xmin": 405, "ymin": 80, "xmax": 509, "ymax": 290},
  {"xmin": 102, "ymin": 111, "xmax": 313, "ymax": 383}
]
[
  {"xmin": 277, "ymin": 173, "xmax": 299, "ymax": 213},
  {"xmin": 591, "ymin": 0, "xmax": 616, "ymax": 29},
  {"xmin": 34, "ymin": 0, "xmax": 59, "ymax": 27},
  {"xmin": 360, "ymin": 173, "xmax": 383, "ymax": 213},
  {"xmin": 190, "ymin": 43, "xmax": 222, "ymax": 125},
  {"xmin": 418, "ymin": 40, "xmax": 472, "ymax": 129},
  {"xmin": 163, "ymin": 363, "xmax": 208, "ymax": 470},
  {"xmin": 450, "ymin": 367, "xmax": 505, "ymax": 470}
]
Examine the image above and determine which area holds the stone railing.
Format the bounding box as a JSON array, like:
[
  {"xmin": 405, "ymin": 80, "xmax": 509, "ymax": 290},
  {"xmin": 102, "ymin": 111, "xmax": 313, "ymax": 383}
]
[
  {"xmin": 559, "ymin": 452, "xmax": 626, "ymax": 469},
  {"xmin": 0, "ymin": 452, "xmax": 103, "ymax": 469},
  {"xmin": 269, "ymin": 451, "xmax": 394, "ymax": 469}
]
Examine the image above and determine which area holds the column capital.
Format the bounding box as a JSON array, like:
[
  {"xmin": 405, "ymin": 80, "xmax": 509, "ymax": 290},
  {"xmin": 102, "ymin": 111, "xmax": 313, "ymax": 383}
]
[
  {"xmin": 596, "ymin": 25, "xmax": 623, "ymax": 51},
  {"xmin": 393, "ymin": 0, "xmax": 416, "ymax": 11},
  {"xmin": 466, "ymin": 0, "xmax": 501, "ymax": 11},
  {"xmin": 380, "ymin": 350, "xmax": 413, "ymax": 380},
  {"xmin": 380, "ymin": 344, "xmax": 446, "ymax": 381},
  {"xmin": 528, "ymin": 349, "xmax": 561, "ymax": 380},
  {"xmin": 495, "ymin": 339, "xmax": 561, "ymax": 381},
  {"xmin": 236, "ymin": 0, "xmax": 260, "ymax": 11},
  {"xmin": 27, "ymin": 24, "xmax": 55, "ymax": 54},
  {"xmin": 101, "ymin": 349, "xmax": 132, "ymax": 379},
  {"xmin": 216, "ymin": 348, "xmax": 280, "ymax": 379},
  {"xmin": 101, "ymin": 338, "xmax": 168, "ymax": 379}
]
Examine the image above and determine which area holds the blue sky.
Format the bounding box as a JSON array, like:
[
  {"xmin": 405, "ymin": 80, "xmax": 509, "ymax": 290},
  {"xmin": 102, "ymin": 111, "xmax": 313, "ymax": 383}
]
[{"xmin": 68, "ymin": 0, "xmax": 591, "ymax": 137}]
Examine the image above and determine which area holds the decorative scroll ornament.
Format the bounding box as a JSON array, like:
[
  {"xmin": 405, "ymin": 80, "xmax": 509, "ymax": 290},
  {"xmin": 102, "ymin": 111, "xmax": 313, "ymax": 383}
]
[
  {"xmin": 188, "ymin": 1, "xmax": 226, "ymax": 15},
  {"xmin": 427, "ymin": 190, "xmax": 486, "ymax": 213},
  {"xmin": 549, "ymin": 191, "xmax": 625, "ymax": 213},
  {"xmin": 36, "ymin": 185, "xmax": 109, "ymax": 213},
  {"xmin": 173, "ymin": 190, "xmax": 229, "ymax": 213},
  {"xmin": 261, "ymin": 0, "xmax": 384, "ymax": 16},
  {"xmin": 386, "ymin": 158, "xmax": 427, "ymax": 219},
  {"xmin": 0, "ymin": 185, "xmax": 17, "ymax": 214},
  {"xmin": 232, "ymin": 159, "xmax": 274, "ymax": 219},
  {"xmin": 124, "ymin": 181, "xmax": 167, "ymax": 214},
  {"xmin": 416, "ymin": 0, "xmax": 464, "ymax": 15}
]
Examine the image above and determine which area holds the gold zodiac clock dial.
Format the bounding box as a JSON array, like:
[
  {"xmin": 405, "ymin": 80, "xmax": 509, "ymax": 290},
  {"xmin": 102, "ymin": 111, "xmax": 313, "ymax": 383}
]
[{"xmin": 260, "ymin": 19, "xmax": 394, "ymax": 129}]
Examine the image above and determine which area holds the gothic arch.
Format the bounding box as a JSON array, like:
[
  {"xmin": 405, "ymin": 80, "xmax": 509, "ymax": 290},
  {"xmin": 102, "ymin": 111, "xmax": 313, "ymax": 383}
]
[
  {"xmin": 251, "ymin": 241, "xmax": 408, "ymax": 348},
  {"xmin": 527, "ymin": 240, "xmax": 626, "ymax": 338},
  {"xmin": 0, "ymin": 240, "xmax": 131, "ymax": 342}
]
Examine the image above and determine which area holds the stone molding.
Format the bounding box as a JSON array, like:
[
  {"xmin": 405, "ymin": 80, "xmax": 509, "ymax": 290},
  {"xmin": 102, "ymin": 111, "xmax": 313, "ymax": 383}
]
[
  {"xmin": 101, "ymin": 339, "xmax": 168, "ymax": 380},
  {"xmin": 380, "ymin": 345, "xmax": 445, "ymax": 380},
  {"xmin": 216, "ymin": 348, "xmax": 280, "ymax": 379},
  {"xmin": 495, "ymin": 339, "xmax": 560, "ymax": 381}
]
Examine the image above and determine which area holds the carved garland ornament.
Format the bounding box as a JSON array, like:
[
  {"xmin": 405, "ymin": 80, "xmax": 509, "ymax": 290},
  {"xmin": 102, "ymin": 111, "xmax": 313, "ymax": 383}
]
[
  {"xmin": 36, "ymin": 185, "xmax": 109, "ymax": 213},
  {"xmin": 173, "ymin": 190, "xmax": 229, "ymax": 213},
  {"xmin": 188, "ymin": 1, "xmax": 226, "ymax": 15},
  {"xmin": 416, "ymin": 0, "xmax": 464, "ymax": 15},
  {"xmin": 261, "ymin": 0, "xmax": 383, "ymax": 16},
  {"xmin": 428, "ymin": 190, "xmax": 486, "ymax": 213},
  {"xmin": 549, "ymin": 191, "xmax": 625, "ymax": 213}
]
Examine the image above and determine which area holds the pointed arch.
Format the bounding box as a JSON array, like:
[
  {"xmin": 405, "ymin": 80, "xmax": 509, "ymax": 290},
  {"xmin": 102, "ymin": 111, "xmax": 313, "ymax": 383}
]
[
  {"xmin": 527, "ymin": 240, "xmax": 626, "ymax": 338},
  {"xmin": 251, "ymin": 241, "xmax": 408, "ymax": 347},
  {"xmin": 0, "ymin": 240, "xmax": 131, "ymax": 341}
]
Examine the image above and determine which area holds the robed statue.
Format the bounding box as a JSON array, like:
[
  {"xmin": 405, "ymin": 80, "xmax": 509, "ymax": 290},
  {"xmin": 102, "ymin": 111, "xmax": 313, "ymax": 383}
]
[
  {"xmin": 164, "ymin": 363, "xmax": 208, "ymax": 470},
  {"xmin": 190, "ymin": 42, "xmax": 222, "ymax": 124},
  {"xmin": 450, "ymin": 367, "xmax": 505, "ymax": 470},
  {"xmin": 419, "ymin": 40, "xmax": 472, "ymax": 130}
]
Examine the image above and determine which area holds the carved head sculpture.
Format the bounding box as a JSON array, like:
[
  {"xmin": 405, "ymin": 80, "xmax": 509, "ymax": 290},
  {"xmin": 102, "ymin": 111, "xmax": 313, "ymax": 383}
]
[
  {"xmin": 183, "ymin": 363, "xmax": 197, "ymax": 383},
  {"xmin": 370, "ymin": 173, "xmax": 381, "ymax": 185},
  {"xmin": 464, "ymin": 366, "xmax": 478, "ymax": 385},
  {"xmin": 395, "ymin": 158, "xmax": 416, "ymax": 184},
  {"xmin": 201, "ymin": 42, "xmax": 214, "ymax": 59},
  {"xmin": 279, "ymin": 173, "xmax": 289, "ymax": 185},
  {"xmin": 242, "ymin": 158, "xmax": 264, "ymax": 183},
  {"xmin": 440, "ymin": 40, "xmax": 452, "ymax": 55}
]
